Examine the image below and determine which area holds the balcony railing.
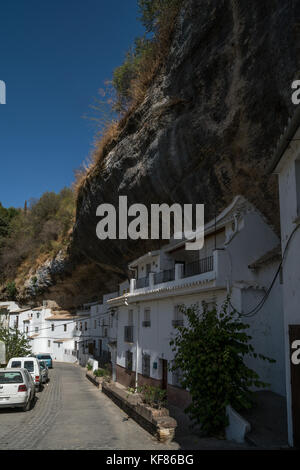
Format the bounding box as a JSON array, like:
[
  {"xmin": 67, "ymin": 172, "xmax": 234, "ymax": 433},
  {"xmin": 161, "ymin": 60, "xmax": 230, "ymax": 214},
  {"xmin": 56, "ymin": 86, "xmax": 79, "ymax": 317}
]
[
  {"xmin": 142, "ymin": 321, "xmax": 151, "ymax": 327},
  {"xmin": 136, "ymin": 276, "xmax": 149, "ymax": 289},
  {"xmin": 183, "ymin": 256, "xmax": 213, "ymax": 278},
  {"xmin": 154, "ymin": 268, "xmax": 175, "ymax": 285},
  {"xmin": 124, "ymin": 325, "xmax": 134, "ymax": 343}
]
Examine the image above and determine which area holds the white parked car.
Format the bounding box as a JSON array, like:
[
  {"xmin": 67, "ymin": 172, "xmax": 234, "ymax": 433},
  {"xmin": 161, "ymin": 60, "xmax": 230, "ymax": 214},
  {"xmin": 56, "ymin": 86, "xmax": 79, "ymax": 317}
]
[
  {"xmin": 0, "ymin": 368, "xmax": 35, "ymax": 411},
  {"xmin": 7, "ymin": 357, "xmax": 43, "ymax": 391}
]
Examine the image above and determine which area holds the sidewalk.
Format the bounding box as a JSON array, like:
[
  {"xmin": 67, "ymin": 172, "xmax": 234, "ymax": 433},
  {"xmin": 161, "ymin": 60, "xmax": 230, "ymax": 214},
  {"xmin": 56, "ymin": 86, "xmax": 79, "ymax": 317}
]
[{"xmin": 168, "ymin": 404, "xmax": 251, "ymax": 450}]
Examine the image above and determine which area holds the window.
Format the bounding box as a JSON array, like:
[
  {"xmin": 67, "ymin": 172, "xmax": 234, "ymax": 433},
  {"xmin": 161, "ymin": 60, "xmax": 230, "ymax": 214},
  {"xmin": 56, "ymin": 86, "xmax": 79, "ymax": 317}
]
[
  {"xmin": 80, "ymin": 322, "xmax": 82, "ymax": 331},
  {"xmin": 172, "ymin": 305, "xmax": 184, "ymax": 327},
  {"xmin": 51, "ymin": 324, "xmax": 55, "ymax": 331},
  {"xmin": 26, "ymin": 326, "xmax": 29, "ymax": 333},
  {"xmin": 142, "ymin": 309, "xmax": 151, "ymax": 327},
  {"xmin": 11, "ymin": 361, "xmax": 21, "ymax": 368},
  {"xmin": 64, "ymin": 324, "xmax": 67, "ymax": 332},
  {"xmin": 142, "ymin": 353, "xmax": 150, "ymax": 377},
  {"xmin": 48, "ymin": 340, "xmax": 51, "ymax": 348},
  {"xmin": 125, "ymin": 350, "xmax": 133, "ymax": 371},
  {"xmin": 0, "ymin": 371, "xmax": 23, "ymax": 384},
  {"xmin": 57, "ymin": 343, "xmax": 61, "ymax": 349},
  {"xmin": 35, "ymin": 327, "xmax": 39, "ymax": 333},
  {"xmin": 128, "ymin": 310, "xmax": 133, "ymax": 325},
  {"xmin": 76, "ymin": 323, "xmax": 78, "ymax": 330},
  {"xmin": 37, "ymin": 313, "xmax": 40, "ymax": 319},
  {"xmin": 84, "ymin": 322, "xmax": 87, "ymax": 331},
  {"xmin": 24, "ymin": 361, "xmax": 34, "ymax": 372}
]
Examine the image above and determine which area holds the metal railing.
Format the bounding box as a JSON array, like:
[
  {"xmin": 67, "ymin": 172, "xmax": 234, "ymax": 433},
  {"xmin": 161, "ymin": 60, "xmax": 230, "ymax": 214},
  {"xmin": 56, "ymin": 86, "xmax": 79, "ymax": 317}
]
[
  {"xmin": 136, "ymin": 276, "xmax": 149, "ymax": 289},
  {"xmin": 142, "ymin": 320, "xmax": 151, "ymax": 327},
  {"xmin": 154, "ymin": 268, "xmax": 175, "ymax": 285},
  {"xmin": 124, "ymin": 325, "xmax": 134, "ymax": 343},
  {"xmin": 183, "ymin": 256, "xmax": 213, "ymax": 278}
]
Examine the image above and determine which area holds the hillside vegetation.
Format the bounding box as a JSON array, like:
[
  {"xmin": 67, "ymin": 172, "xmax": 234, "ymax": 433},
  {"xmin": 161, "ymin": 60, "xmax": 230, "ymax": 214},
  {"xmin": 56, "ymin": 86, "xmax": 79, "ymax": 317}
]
[
  {"xmin": 0, "ymin": 0, "xmax": 184, "ymax": 303},
  {"xmin": 0, "ymin": 188, "xmax": 75, "ymax": 298}
]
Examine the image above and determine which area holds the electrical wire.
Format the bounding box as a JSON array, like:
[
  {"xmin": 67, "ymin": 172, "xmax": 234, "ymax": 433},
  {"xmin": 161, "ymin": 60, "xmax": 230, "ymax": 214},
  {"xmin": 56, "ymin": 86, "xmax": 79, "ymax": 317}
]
[{"xmin": 229, "ymin": 222, "xmax": 300, "ymax": 317}]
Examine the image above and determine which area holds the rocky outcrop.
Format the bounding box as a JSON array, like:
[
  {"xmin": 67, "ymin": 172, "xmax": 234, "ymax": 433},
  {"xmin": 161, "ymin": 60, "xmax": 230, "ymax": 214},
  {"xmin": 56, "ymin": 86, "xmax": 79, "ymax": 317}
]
[
  {"xmin": 8, "ymin": 0, "xmax": 300, "ymax": 307},
  {"xmin": 73, "ymin": 0, "xmax": 299, "ymax": 284}
]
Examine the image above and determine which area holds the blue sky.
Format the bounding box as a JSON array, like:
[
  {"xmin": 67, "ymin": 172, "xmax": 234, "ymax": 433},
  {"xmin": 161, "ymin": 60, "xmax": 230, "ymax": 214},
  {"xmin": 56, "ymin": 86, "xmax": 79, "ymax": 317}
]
[{"xmin": 0, "ymin": 0, "xmax": 144, "ymax": 208}]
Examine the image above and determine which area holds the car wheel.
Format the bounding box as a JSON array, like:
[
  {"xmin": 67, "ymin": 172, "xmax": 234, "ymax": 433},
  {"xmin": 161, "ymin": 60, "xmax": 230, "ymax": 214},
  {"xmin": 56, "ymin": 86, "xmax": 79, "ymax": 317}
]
[{"xmin": 23, "ymin": 399, "xmax": 31, "ymax": 412}]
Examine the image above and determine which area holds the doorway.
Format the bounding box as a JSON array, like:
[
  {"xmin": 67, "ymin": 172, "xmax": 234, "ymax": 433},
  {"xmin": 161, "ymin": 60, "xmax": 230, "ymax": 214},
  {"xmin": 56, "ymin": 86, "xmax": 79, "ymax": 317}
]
[
  {"xmin": 161, "ymin": 359, "xmax": 168, "ymax": 391},
  {"xmin": 289, "ymin": 324, "xmax": 300, "ymax": 448}
]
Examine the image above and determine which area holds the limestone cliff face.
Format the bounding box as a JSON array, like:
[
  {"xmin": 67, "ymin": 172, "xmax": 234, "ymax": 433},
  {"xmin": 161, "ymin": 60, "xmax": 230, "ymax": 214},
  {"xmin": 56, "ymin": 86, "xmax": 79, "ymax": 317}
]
[
  {"xmin": 15, "ymin": 0, "xmax": 300, "ymax": 307},
  {"xmin": 74, "ymin": 1, "xmax": 298, "ymax": 267}
]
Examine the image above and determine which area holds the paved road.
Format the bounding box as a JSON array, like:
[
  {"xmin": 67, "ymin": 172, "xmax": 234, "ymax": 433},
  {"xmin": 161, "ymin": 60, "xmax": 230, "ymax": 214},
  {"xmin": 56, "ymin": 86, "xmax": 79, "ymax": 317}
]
[{"xmin": 0, "ymin": 362, "xmax": 179, "ymax": 450}]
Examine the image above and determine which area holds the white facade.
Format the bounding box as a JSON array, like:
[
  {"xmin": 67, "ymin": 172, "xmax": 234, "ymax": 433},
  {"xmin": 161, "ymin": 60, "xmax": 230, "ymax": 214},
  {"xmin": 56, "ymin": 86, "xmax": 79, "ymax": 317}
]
[
  {"xmin": 271, "ymin": 112, "xmax": 300, "ymax": 447},
  {"xmin": 108, "ymin": 196, "xmax": 286, "ymax": 404},
  {"xmin": 0, "ymin": 301, "xmax": 20, "ymax": 328}
]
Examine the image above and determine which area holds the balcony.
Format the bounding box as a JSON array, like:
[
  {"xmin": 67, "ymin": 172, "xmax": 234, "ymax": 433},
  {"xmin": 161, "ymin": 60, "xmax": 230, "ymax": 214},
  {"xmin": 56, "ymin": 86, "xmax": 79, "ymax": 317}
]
[
  {"xmin": 183, "ymin": 256, "xmax": 213, "ymax": 278},
  {"xmin": 142, "ymin": 321, "xmax": 151, "ymax": 327},
  {"xmin": 125, "ymin": 251, "xmax": 229, "ymax": 299},
  {"xmin": 154, "ymin": 268, "xmax": 175, "ymax": 285},
  {"xmin": 124, "ymin": 325, "xmax": 134, "ymax": 343},
  {"xmin": 136, "ymin": 276, "xmax": 149, "ymax": 289}
]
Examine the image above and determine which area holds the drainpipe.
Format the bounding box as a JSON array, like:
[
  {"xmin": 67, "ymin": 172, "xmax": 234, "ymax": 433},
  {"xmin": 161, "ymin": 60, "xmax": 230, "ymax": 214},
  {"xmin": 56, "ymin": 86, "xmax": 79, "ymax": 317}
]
[{"xmin": 135, "ymin": 302, "xmax": 140, "ymax": 392}]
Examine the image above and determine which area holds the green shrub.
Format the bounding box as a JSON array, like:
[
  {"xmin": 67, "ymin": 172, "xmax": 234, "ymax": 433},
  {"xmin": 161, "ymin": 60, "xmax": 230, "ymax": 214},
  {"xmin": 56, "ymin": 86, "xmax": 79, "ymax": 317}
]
[
  {"xmin": 87, "ymin": 363, "xmax": 93, "ymax": 371},
  {"xmin": 139, "ymin": 384, "xmax": 167, "ymax": 409},
  {"xmin": 94, "ymin": 368, "xmax": 110, "ymax": 378},
  {"xmin": 170, "ymin": 300, "xmax": 275, "ymax": 435},
  {"xmin": 6, "ymin": 281, "xmax": 17, "ymax": 300}
]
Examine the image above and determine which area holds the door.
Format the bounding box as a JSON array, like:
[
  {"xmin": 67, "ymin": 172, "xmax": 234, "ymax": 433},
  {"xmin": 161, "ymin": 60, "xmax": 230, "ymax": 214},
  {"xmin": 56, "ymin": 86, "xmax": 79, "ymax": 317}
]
[
  {"xmin": 161, "ymin": 359, "xmax": 168, "ymax": 391},
  {"xmin": 289, "ymin": 325, "xmax": 300, "ymax": 448}
]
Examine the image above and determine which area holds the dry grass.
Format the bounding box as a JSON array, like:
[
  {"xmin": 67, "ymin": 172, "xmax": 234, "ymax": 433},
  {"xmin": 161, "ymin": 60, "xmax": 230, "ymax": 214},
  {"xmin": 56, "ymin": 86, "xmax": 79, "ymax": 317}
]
[
  {"xmin": 73, "ymin": 120, "xmax": 121, "ymax": 195},
  {"xmin": 130, "ymin": 2, "xmax": 181, "ymax": 106},
  {"xmin": 75, "ymin": 1, "xmax": 183, "ymax": 197}
]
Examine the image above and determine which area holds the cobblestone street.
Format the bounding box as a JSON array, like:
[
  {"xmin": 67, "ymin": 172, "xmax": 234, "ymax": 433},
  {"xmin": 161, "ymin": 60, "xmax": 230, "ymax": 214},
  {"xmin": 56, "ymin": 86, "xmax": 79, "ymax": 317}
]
[{"xmin": 0, "ymin": 362, "xmax": 179, "ymax": 450}]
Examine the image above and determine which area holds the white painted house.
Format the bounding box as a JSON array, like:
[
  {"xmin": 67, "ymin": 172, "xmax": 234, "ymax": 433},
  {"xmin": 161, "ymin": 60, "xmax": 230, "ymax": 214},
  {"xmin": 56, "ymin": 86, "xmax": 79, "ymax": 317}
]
[
  {"xmin": 0, "ymin": 301, "xmax": 20, "ymax": 328},
  {"xmin": 108, "ymin": 196, "xmax": 286, "ymax": 408},
  {"xmin": 270, "ymin": 107, "xmax": 300, "ymax": 447}
]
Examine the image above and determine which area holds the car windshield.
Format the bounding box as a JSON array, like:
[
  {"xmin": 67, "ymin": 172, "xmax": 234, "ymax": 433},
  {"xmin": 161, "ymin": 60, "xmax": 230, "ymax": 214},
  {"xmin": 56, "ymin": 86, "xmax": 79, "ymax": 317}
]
[
  {"xmin": 0, "ymin": 372, "xmax": 23, "ymax": 384},
  {"xmin": 24, "ymin": 361, "xmax": 34, "ymax": 372},
  {"xmin": 39, "ymin": 355, "xmax": 50, "ymax": 360},
  {"xmin": 11, "ymin": 361, "xmax": 21, "ymax": 368}
]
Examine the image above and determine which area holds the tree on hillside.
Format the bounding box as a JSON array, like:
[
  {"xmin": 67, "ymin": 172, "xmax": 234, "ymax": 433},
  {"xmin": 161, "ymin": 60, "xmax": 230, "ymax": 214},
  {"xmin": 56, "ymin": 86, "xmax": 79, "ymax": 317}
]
[
  {"xmin": 170, "ymin": 300, "xmax": 275, "ymax": 435},
  {"xmin": 0, "ymin": 187, "xmax": 75, "ymax": 282},
  {"xmin": 0, "ymin": 326, "xmax": 31, "ymax": 363},
  {"xmin": 0, "ymin": 203, "xmax": 19, "ymax": 247}
]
